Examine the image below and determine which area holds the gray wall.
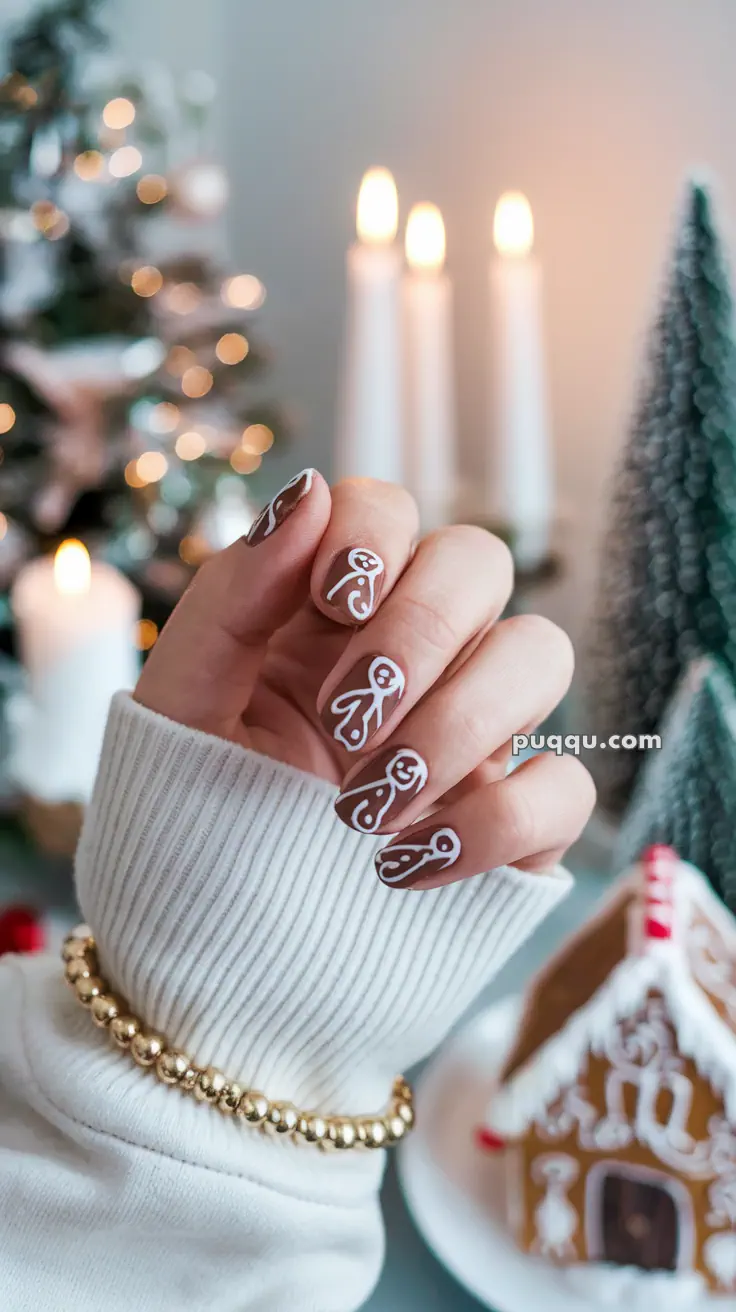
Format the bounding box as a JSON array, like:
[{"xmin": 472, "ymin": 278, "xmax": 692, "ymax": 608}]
[{"xmin": 5, "ymin": 0, "xmax": 736, "ymax": 638}]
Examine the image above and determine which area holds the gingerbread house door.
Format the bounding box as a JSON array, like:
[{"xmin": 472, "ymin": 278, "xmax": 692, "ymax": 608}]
[{"xmin": 597, "ymin": 1168, "xmax": 679, "ymax": 1270}]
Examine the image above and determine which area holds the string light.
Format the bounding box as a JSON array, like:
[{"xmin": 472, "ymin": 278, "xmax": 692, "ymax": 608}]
[
  {"xmin": 149, "ymin": 402, "xmax": 180, "ymax": 434},
  {"xmin": 0, "ymin": 404, "xmax": 16, "ymax": 434},
  {"xmin": 181, "ymin": 366, "xmax": 213, "ymax": 398},
  {"xmin": 74, "ymin": 150, "xmax": 104, "ymax": 181},
  {"xmin": 166, "ymin": 346, "xmax": 196, "ymax": 376},
  {"xmin": 216, "ymin": 332, "xmax": 249, "ymax": 364},
  {"xmin": 241, "ymin": 423, "xmax": 274, "ymax": 455},
  {"xmin": 136, "ymin": 451, "xmax": 168, "ymax": 484},
  {"xmin": 124, "ymin": 459, "xmax": 147, "ymax": 488},
  {"xmin": 136, "ymin": 174, "xmax": 168, "ymax": 205},
  {"xmin": 103, "ymin": 97, "xmax": 136, "ymax": 129},
  {"xmin": 230, "ymin": 449, "xmax": 262, "ymax": 475},
  {"xmin": 131, "ymin": 266, "xmax": 163, "ymax": 297},
  {"xmin": 135, "ymin": 618, "xmax": 158, "ymax": 651},
  {"xmin": 222, "ymin": 274, "xmax": 265, "ymax": 310},
  {"xmin": 109, "ymin": 146, "xmax": 143, "ymax": 179},
  {"xmin": 164, "ymin": 283, "xmax": 201, "ymax": 315},
  {"xmin": 175, "ymin": 430, "xmax": 207, "ymax": 461},
  {"xmin": 0, "ymin": 513, "xmax": 7, "ymax": 541}
]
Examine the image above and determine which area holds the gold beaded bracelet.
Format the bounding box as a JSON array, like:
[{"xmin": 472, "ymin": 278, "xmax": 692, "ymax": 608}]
[{"xmin": 62, "ymin": 928, "xmax": 414, "ymax": 1152}]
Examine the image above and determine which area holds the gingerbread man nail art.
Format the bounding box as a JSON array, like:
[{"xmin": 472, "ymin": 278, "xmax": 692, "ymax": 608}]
[
  {"xmin": 322, "ymin": 654, "xmax": 405, "ymax": 752},
  {"xmin": 375, "ymin": 826, "xmax": 462, "ymax": 888},
  {"xmin": 335, "ymin": 747, "xmax": 428, "ymax": 833},
  {"xmin": 323, "ymin": 548, "xmax": 385, "ymax": 623}
]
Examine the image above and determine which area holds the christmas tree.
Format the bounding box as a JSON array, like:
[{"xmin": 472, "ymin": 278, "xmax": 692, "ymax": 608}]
[
  {"xmin": 590, "ymin": 182, "xmax": 736, "ymax": 817},
  {"xmin": 616, "ymin": 657, "xmax": 736, "ymax": 906},
  {"xmin": 0, "ymin": 0, "xmax": 284, "ymax": 638}
]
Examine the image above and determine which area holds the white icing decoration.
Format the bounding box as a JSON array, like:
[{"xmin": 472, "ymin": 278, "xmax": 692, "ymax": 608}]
[
  {"xmin": 376, "ymin": 826, "xmax": 461, "ymax": 885},
  {"xmin": 338, "ymin": 748, "xmax": 428, "ymax": 834},
  {"xmin": 248, "ymin": 468, "xmax": 314, "ymax": 540},
  {"xmin": 689, "ymin": 918, "xmax": 736, "ymax": 1027},
  {"xmin": 329, "ymin": 656, "xmax": 405, "ymax": 752},
  {"xmin": 530, "ymin": 1153, "xmax": 579, "ymax": 1260},
  {"xmin": 564, "ymin": 1264, "xmax": 705, "ymax": 1308},
  {"xmin": 325, "ymin": 548, "xmax": 385, "ymax": 621},
  {"xmin": 704, "ymin": 1231, "xmax": 736, "ymax": 1291}
]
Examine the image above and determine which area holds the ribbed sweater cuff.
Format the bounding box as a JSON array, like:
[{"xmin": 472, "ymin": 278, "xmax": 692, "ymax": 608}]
[{"xmin": 75, "ymin": 693, "xmax": 571, "ymax": 1113}]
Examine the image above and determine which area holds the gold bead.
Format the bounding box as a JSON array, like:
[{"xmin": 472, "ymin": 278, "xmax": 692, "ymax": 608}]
[
  {"xmin": 75, "ymin": 974, "xmax": 103, "ymax": 1006},
  {"xmin": 62, "ymin": 937, "xmax": 93, "ymax": 962},
  {"xmin": 385, "ymin": 1114, "xmax": 407, "ymax": 1143},
  {"xmin": 264, "ymin": 1103, "xmax": 299, "ymax": 1136},
  {"xmin": 297, "ymin": 1114, "xmax": 327, "ymax": 1144},
  {"xmin": 110, "ymin": 1015, "xmax": 140, "ymax": 1048},
  {"xmin": 393, "ymin": 1077, "xmax": 412, "ymax": 1104},
  {"xmin": 327, "ymin": 1119, "xmax": 357, "ymax": 1150},
  {"xmin": 237, "ymin": 1092, "xmax": 269, "ymax": 1125},
  {"xmin": 194, "ymin": 1067, "xmax": 228, "ymax": 1104},
  {"xmin": 156, "ymin": 1050, "xmax": 190, "ymax": 1085},
  {"xmin": 65, "ymin": 957, "xmax": 93, "ymax": 985},
  {"xmin": 90, "ymin": 993, "xmax": 122, "ymax": 1028},
  {"xmin": 130, "ymin": 1031, "xmax": 165, "ymax": 1067},
  {"xmin": 180, "ymin": 1066, "xmax": 199, "ymax": 1092},
  {"xmin": 363, "ymin": 1119, "xmax": 388, "ymax": 1149},
  {"xmin": 218, "ymin": 1082, "xmax": 244, "ymax": 1114},
  {"xmin": 395, "ymin": 1101, "xmax": 415, "ymax": 1130}
]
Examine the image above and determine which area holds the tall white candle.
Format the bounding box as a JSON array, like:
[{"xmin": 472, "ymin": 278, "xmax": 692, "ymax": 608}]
[
  {"xmin": 336, "ymin": 167, "xmax": 403, "ymax": 484},
  {"xmin": 10, "ymin": 540, "xmax": 140, "ymax": 803},
  {"xmin": 403, "ymin": 203, "xmax": 456, "ymax": 532},
  {"xmin": 489, "ymin": 191, "xmax": 553, "ymax": 571}
]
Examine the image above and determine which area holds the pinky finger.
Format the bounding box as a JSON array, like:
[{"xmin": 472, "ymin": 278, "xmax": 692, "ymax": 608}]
[{"xmin": 375, "ymin": 751, "xmax": 595, "ymax": 891}]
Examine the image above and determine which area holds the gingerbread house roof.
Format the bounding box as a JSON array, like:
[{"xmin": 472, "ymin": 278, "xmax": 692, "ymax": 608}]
[{"xmin": 488, "ymin": 846, "xmax": 736, "ymax": 1138}]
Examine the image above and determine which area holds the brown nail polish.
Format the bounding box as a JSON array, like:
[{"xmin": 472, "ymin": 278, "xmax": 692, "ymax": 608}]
[
  {"xmin": 375, "ymin": 825, "xmax": 462, "ymax": 888},
  {"xmin": 321, "ymin": 653, "xmax": 405, "ymax": 752},
  {"xmin": 322, "ymin": 547, "xmax": 385, "ymax": 623},
  {"xmin": 246, "ymin": 468, "xmax": 316, "ymax": 545},
  {"xmin": 335, "ymin": 746, "xmax": 428, "ymax": 834}
]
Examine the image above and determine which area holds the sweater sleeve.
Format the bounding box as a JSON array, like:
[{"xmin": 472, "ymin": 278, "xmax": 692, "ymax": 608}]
[{"xmin": 0, "ymin": 692, "xmax": 572, "ymax": 1312}]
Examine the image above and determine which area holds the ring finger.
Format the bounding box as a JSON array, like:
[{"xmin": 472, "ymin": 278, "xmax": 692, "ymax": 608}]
[{"xmin": 334, "ymin": 613, "xmax": 574, "ymax": 835}]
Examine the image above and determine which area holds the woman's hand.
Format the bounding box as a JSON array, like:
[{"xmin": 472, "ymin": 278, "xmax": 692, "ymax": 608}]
[{"xmin": 136, "ymin": 470, "xmax": 594, "ymax": 889}]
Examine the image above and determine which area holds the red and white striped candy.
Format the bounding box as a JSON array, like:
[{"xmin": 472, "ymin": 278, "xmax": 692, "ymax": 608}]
[{"xmin": 641, "ymin": 844, "xmax": 677, "ymax": 941}]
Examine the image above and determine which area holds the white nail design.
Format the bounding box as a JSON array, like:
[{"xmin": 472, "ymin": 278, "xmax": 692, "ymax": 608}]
[
  {"xmin": 247, "ymin": 468, "xmax": 315, "ymax": 542},
  {"xmin": 376, "ymin": 827, "xmax": 462, "ymax": 886},
  {"xmin": 329, "ymin": 656, "xmax": 405, "ymax": 752},
  {"xmin": 338, "ymin": 749, "xmax": 428, "ymax": 833},
  {"xmin": 325, "ymin": 548, "xmax": 385, "ymax": 621}
]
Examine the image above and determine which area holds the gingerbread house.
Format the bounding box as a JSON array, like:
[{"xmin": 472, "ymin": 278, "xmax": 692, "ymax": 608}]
[{"xmin": 480, "ymin": 845, "xmax": 736, "ymax": 1297}]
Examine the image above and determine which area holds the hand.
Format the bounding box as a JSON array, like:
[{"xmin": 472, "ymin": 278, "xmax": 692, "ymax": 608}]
[{"xmin": 136, "ymin": 469, "xmax": 594, "ymax": 889}]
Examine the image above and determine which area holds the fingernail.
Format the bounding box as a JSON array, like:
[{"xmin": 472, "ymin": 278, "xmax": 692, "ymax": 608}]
[
  {"xmin": 322, "ymin": 547, "xmax": 385, "ymax": 624},
  {"xmin": 375, "ymin": 825, "xmax": 462, "ymax": 889},
  {"xmin": 321, "ymin": 653, "xmax": 405, "ymax": 753},
  {"xmin": 335, "ymin": 746, "xmax": 428, "ymax": 834},
  {"xmin": 246, "ymin": 468, "xmax": 316, "ymax": 545}
]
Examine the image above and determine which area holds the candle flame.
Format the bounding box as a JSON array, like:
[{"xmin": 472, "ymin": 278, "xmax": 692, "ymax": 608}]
[
  {"xmin": 54, "ymin": 539, "xmax": 91, "ymax": 596},
  {"xmin": 493, "ymin": 191, "xmax": 534, "ymax": 256},
  {"xmin": 356, "ymin": 167, "xmax": 398, "ymax": 245},
  {"xmin": 405, "ymin": 203, "xmax": 446, "ymax": 272}
]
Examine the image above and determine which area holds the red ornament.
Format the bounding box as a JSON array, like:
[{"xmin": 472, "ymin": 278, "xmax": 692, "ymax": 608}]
[
  {"xmin": 475, "ymin": 1125, "xmax": 505, "ymax": 1152},
  {"xmin": 0, "ymin": 905, "xmax": 45, "ymax": 956},
  {"xmin": 641, "ymin": 844, "xmax": 677, "ymax": 940}
]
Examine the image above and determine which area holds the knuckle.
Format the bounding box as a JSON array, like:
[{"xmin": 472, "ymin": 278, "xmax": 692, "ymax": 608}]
[
  {"xmin": 556, "ymin": 754, "xmax": 597, "ymax": 823},
  {"xmin": 395, "ymin": 592, "xmax": 461, "ymax": 655},
  {"xmin": 500, "ymin": 780, "xmax": 539, "ymax": 855},
  {"xmin": 336, "ymin": 477, "xmax": 420, "ymax": 533}
]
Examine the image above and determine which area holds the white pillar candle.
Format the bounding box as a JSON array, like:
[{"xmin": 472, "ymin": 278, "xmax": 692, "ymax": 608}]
[
  {"xmin": 336, "ymin": 167, "xmax": 403, "ymax": 484},
  {"xmin": 10, "ymin": 540, "xmax": 140, "ymax": 804},
  {"xmin": 489, "ymin": 191, "xmax": 553, "ymax": 571},
  {"xmin": 403, "ymin": 203, "xmax": 455, "ymax": 532}
]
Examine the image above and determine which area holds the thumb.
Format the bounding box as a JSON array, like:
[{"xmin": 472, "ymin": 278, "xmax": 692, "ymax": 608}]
[{"xmin": 135, "ymin": 469, "xmax": 330, "ymax": 737}]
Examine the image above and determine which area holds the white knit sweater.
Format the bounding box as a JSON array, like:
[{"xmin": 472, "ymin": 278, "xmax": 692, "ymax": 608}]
[{"xmin": 0, "ymin": 693, "xmax": 571, "ymax": 1311}]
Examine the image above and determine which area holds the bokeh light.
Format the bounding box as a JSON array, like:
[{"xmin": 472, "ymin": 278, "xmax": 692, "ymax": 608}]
[
  {"xmin": 0, "ymin": 404, "xmax": 16, "ymax": 434},
  {"xmin": 109, "ymin": 146, "xmax": 143, "ymax": 179},
  {"xmin": 137, "ymin": 174, "xmax": 168, "ymax": 205},
  {"xmin": 135, "ymin": 618, "xmax": 159, "ymax": 651},
  {"xmin": 131, "ymin": 266, "xmax": 163, "ymax": 297},
  {"xmin": 216, "ymin": 332, "xmax": 249, "ymax": 364},
  {"xmin": 241, "ymin": 423, "xmax": 274, "ymax": 455},
  {"xmin": 103, "ymin": 97, "xmax": 136, "ymax": 129},
  {"xmin": 175, "ymin": 430, "xmax": 207, "ymax": 461},
  {"xmin": 221, "ymin": 274, "xmax": 265, "ymax": 310},
  {"xmin": 230, "ymin": 448, "xmax": 262, "ymax": 475},
  {"xmin": 136, "ymin": 451, "xmax": 168, "ymax": 484},
  {"xmin": 181, "ymin": 365, "xmax": 213, "ymax": 398},
  {"xmin": 74, "ymin": 150, "xmax": 104, "ymax": 181}
]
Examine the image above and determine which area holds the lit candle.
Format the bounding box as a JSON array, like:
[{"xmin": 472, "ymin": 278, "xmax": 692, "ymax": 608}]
[
  {"xmin": 403, "ymin": 202, "xmax": 455, "ymax": 531},
  {"xmin": 336, "ymin": 167, "xmax": 403, "ymax": 484},
  {"xmin": 489, "ymin": 192, "xmax": 553, "ymax": 571},
  {"xmin": 9, "ymin": 541, "xmax": 140, "ymax": 804}
]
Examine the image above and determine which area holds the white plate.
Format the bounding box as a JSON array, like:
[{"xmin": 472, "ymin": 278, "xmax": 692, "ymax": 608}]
[{"xmin": 398, "ymin": 998, "xmax": 736, "ymax": 1312}]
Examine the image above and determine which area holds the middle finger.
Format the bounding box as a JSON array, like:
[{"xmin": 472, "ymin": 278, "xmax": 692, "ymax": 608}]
[{"xmin": 316, "ymin": 525, "xmax": 513, "ymax": 756}]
